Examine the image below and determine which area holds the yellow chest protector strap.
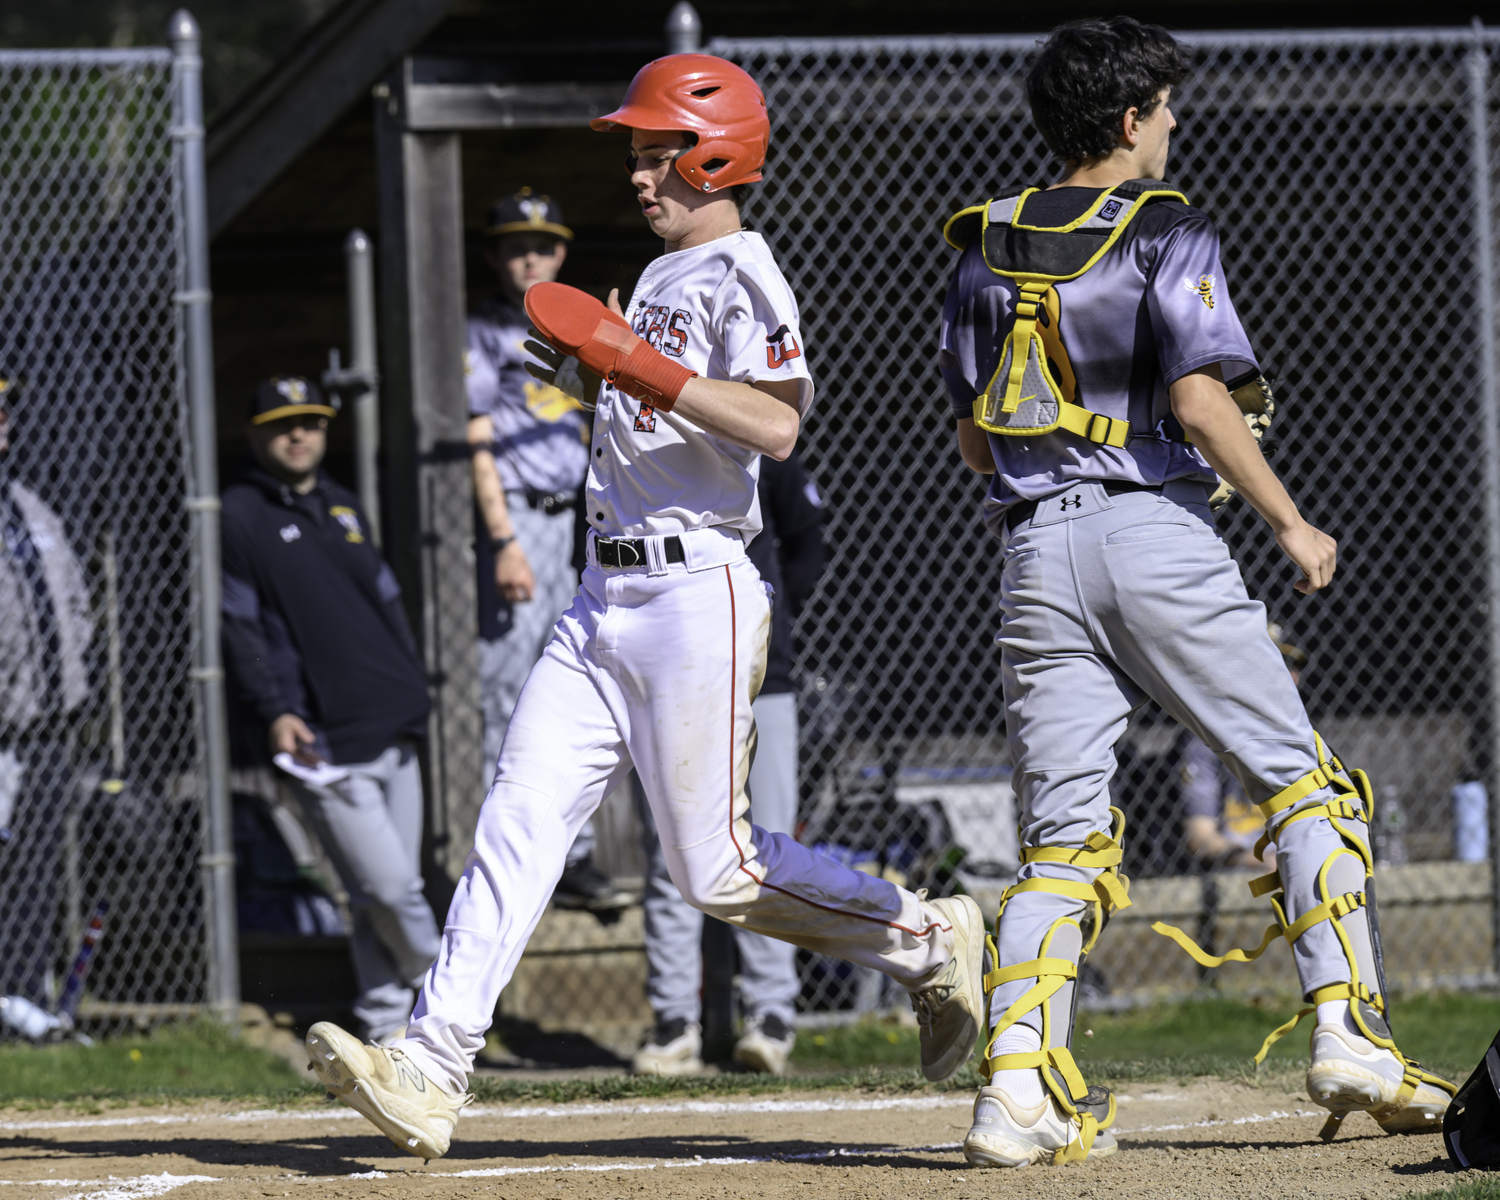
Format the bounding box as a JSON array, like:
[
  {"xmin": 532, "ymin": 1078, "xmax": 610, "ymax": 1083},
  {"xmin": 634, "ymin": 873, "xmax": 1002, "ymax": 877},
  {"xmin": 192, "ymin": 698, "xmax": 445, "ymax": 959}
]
[{"xmin": 943, "ymin": 182, "xmax": 1188, "ymax": 447}]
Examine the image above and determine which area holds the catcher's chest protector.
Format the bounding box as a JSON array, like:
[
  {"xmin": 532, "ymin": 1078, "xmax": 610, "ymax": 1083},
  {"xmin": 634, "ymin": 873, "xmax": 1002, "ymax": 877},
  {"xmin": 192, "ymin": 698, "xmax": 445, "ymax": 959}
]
[
  {"xmin": 1446, "ymin": 1029, "xmax": 1500, "ymax": 1168},
  {"xmin": 943, "ymin": 180, "xmax": 1188, "ymax": 447}
]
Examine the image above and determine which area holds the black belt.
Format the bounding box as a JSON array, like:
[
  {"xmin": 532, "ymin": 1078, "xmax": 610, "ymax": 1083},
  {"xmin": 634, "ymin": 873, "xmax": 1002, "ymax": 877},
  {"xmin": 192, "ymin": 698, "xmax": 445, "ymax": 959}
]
[
  {"xmin": 594, "ymin": 535, "xmax": 685, "ymax": 569},
  {"xmin": 1005, "ymin": 481, "xmax": 1165, "ymax": 533},
  {"xmin": 522, "ymin": 488, "xmax": 577, "ymax": 516}
]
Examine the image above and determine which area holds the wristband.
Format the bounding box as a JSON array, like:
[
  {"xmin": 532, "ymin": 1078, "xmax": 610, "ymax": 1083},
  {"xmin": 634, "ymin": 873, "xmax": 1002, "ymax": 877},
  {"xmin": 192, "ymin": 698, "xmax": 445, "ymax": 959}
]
[
  {"xmin": 490, "ymin": 536, "xmax": 515, "ymax": 553},
  {"xmin": 525, "ymin": 282, "xmax": 696, "ymax": 412}
]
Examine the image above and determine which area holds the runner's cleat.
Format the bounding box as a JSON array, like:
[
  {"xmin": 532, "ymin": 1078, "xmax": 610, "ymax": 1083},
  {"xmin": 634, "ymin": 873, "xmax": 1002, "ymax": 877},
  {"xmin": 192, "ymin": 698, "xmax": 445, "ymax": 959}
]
[
  {"xmin": 306, "ymin": 1021, "xmax": 470, "ymax": 1160},
  {"xmin": 908, "ymin": 894, "xmax": 986, "ymax": 1082}
]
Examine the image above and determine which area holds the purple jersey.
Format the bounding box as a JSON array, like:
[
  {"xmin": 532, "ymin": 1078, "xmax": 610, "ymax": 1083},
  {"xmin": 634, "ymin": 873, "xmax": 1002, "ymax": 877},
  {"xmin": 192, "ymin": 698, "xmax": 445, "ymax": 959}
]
[{"xmin": 939, "ymin": 186, "xmax": 1258, "ymax": 533}]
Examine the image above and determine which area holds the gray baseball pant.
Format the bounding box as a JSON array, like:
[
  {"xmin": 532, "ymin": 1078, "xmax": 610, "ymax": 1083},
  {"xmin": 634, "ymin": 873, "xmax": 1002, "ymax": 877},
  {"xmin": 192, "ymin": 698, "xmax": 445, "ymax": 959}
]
[
  {"xmin": 637, "ymin": 691, "xmax": 802, "ymax": 1026},
  {"xmin": 287, "ymin": 742, "xmax": 441, "ymax": 1039},
  {"xmin": 479, "ymin": 495, "xmax": 594, "ymax": 866},
  {"xmin": 990, "ymin": 480, "xmax": 1374, "ymax": 1044}
]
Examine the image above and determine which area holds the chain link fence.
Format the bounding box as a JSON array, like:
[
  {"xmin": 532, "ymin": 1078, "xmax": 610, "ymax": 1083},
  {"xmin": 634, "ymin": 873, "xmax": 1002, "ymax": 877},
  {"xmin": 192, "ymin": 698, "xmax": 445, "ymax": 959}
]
[
  {"xmin": 704, "ymin": 28, "xmax": 1500, "ymax": 1015},
  {"xmin": 0, "ymin": 46, "xmax": 207, "ymax": 1037}
]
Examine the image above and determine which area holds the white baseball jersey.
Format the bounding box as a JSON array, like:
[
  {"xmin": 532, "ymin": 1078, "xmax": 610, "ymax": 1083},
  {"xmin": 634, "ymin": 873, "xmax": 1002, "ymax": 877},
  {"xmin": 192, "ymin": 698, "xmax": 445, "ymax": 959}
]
[{"xmin": 585, "ymin": 231, "xmax": 815, "ymax": 541}]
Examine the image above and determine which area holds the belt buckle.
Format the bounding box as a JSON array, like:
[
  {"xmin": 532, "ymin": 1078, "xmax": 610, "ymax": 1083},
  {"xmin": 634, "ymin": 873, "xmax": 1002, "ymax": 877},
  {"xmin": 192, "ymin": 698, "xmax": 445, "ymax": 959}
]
[{"xmin": 598, "ymin": 537, "xmax": 642, "ymax": 568}]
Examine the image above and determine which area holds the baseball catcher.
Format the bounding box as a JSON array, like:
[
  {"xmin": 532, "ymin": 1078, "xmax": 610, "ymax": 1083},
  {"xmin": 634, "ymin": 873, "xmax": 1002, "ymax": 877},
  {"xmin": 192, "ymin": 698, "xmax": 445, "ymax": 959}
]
[{"xmin": 939, "ymin": 17, "xmax": 1453, "ymax": 1167}]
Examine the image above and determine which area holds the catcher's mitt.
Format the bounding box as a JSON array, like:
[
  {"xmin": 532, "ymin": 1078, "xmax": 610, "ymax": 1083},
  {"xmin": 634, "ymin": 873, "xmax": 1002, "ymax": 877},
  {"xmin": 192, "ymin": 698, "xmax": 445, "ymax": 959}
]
[{"xmin": 1208, "ymin": 369, "xmax": 1277, "ymax": 512}]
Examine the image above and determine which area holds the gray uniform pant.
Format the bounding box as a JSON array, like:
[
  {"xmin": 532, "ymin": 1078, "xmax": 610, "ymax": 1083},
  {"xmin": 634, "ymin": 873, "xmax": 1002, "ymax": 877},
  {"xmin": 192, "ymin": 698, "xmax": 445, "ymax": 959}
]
[
  {"xmin": 991, "ymin": 480, "xmax": 1372, "ymax": 1040},
  {"xmin": 479, "ymin": 495, "xmax": 592, "ymax": 866},
  {"xmin": 636, "ymin": 691, "xmax": 802, "ymax": 1026},
  {"xmin": 287, "ymin": 743, "xmax": 441, "ymax": 1039}
]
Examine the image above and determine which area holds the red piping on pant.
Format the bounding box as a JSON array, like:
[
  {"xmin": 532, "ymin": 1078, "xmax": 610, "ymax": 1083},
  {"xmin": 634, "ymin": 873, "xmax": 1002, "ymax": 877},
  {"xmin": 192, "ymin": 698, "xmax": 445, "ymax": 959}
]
[{"xmin": 721, "ymin": 565, "xmax": 948, "ymax": 940}]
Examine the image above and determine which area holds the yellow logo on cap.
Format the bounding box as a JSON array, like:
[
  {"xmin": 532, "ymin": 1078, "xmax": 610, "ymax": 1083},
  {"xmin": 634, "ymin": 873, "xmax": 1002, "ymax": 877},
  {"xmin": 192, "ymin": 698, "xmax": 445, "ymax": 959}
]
[{"xmin": 275, "ymin": 377, "xmax": 309, "ymax": 403}]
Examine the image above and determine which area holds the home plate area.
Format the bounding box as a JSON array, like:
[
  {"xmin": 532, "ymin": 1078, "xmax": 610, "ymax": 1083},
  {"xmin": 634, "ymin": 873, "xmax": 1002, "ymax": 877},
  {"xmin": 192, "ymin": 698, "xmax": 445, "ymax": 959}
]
[{"xmin": 0, "ymin": 1082, "xmax": 1462, "ymax": 1199}]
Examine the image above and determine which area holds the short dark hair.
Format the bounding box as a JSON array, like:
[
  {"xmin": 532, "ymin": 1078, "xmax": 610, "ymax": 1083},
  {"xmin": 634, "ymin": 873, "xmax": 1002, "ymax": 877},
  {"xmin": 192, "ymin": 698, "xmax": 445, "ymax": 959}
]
[{"xmin": 1025, "ymin": 18, "xmax": 1189, "ymax": 164}]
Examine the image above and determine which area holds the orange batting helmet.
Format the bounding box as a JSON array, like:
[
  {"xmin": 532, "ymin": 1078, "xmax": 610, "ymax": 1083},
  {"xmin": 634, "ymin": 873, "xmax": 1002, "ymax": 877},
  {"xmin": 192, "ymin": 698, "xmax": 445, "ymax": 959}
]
[{"xmin": 591, "ymin": 53, "xmax": 770, "ymax": 193}]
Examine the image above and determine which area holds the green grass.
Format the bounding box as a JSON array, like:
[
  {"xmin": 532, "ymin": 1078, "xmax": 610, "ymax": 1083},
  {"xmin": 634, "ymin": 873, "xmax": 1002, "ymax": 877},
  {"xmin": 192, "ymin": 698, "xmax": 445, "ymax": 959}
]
[
  {"xmin": 0, "ymin": 1020, "xmax": 313, "ymax": 1108},
  {"xmin": 3, "ymin": 991, "xmax": 1497, "ymax": 1109},
  {"xmin": 791, "ymin": 991, "xmax": 1500, "ymax": 1086},
  {"xmin": 1407, "ymin": 1179, "xmax": 1500, "ymax": 1200}
]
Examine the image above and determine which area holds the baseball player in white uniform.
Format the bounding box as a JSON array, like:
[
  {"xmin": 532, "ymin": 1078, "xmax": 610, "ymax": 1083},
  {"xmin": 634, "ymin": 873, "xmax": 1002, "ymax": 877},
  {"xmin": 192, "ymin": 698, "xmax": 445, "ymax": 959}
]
[{"xmin": 306, "ymin": 53, "xmax": 984, "ymax": 1161}]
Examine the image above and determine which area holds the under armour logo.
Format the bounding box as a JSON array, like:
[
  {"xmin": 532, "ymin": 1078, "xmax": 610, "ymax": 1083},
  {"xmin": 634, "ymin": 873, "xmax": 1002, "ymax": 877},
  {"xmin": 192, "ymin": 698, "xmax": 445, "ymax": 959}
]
[
  {"xmin": 279, "ymin": 524, "xmax": 302, "ymax": 542},
  {"xmin": 1059, "ymin": 496, "xmax": 1083, "ymax": 511}
]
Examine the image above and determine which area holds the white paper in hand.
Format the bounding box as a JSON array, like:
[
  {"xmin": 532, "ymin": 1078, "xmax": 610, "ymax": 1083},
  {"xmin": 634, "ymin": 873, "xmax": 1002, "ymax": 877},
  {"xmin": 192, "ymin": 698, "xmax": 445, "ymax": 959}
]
[{"xmin": 273, "ymin": 752, "xmax": 351, "ymax": 788}]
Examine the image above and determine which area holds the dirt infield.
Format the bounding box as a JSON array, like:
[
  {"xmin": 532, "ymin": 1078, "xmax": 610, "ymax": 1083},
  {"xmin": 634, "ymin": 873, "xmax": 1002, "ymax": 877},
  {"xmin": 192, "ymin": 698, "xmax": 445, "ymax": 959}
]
[{"xmin": 0, "ymin": 1079, "xmax": 1473, "ymax": 1199}]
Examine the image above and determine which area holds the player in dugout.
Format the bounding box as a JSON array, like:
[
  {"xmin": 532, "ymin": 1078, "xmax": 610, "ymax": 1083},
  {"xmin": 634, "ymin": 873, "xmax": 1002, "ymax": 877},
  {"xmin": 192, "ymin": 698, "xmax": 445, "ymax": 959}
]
[
  {"xmin": 939, "ymin": 16, "xmax": 1453, "ymax": 1167},
  {"xmin": 305, "ymin": 53, "xmax": 986, "ymax": 1160},
  {"xmin": 467, "ymin": 188, "xmax": 631, "ymax": 916}
]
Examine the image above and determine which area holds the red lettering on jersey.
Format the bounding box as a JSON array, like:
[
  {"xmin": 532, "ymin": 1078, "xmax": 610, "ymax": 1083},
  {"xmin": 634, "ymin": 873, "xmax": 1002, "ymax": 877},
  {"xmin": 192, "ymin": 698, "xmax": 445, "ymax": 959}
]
[
  {"xmin": 645, "ymin": 306, "xmax": 669, "ymax": 351},
  {"xmin": 665, "ymin": 310, "xmax": 692, "ymax": 357},
  {"xmin": 634, "ymin": 402, "xmax": 658, "ymax": 432},
  {"xmin": 765, "ymin": 323, "xmax": 802, "ymax": 370}
]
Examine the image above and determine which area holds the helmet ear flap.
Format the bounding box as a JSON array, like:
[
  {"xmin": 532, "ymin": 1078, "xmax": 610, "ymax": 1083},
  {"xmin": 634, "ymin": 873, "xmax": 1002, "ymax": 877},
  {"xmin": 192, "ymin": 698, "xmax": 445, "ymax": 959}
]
[{"xmin": 674, "ymin": 133, "xmax": 766, "ymax": 192}]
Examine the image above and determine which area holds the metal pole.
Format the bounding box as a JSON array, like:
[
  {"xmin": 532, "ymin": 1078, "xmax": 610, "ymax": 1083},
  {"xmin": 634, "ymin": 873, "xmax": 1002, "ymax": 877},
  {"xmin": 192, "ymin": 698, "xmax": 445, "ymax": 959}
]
[
  {"xmin": 171, "ymin": 9, "xmax": 238, "ymax": 1025},
  {"xmin": 666, "ymin": 3, "xmax": 702, "ymax": 54},
  {"xmin": 1468, "ymin": 23, "xmax": 1500, "ymax": 979},
  {"xmin": 345, "ymin": 229, "xmax": 382, "ymax": 543}
]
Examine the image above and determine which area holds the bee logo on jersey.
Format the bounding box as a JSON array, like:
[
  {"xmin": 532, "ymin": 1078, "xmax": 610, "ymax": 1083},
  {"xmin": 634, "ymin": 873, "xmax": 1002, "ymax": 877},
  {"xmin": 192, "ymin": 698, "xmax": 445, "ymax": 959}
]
[
  {"xmin": 766, "ymin": 324, "xmax": 802, "ymax": 370},
  {"xmin": 1185, "ymin": 274, "xmax": 1216, "ymax": 309},
  {"xmin": 329, "ymin": 506, "xmax": 364, "ymax": 543}
]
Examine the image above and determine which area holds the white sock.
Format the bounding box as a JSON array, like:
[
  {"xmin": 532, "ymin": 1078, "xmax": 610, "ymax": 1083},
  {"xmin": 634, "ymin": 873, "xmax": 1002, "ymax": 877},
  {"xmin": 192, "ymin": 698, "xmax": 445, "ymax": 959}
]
[
  {"xmin": 1315, "ymin": 999, "xmax": 1363, "ymax": 1038},
  {"xmin": 990, "ymin": 1024, "xmax": 1045, "ymax": 1107}
]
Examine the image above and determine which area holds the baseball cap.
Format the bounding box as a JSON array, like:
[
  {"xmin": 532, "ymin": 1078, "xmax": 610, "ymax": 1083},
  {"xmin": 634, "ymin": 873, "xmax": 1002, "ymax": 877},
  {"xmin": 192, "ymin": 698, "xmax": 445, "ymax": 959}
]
[
  {"xmin": 485, "ymin": 187, "xmax": 573, "ymax": 240},
  {"xmin": 249, "ymin": 376, "xmax": 338, "ymax": 426}
]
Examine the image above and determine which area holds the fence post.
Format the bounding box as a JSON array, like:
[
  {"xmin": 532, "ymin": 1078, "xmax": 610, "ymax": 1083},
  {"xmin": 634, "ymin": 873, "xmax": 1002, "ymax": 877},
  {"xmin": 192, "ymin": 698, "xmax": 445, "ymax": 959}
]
[
  {"xmin": 171, "ymin": 9, "xmax": 238, "ymax": 1025},
  {"xmin": 345, "ymin": 229, "xmax": 382, "ymax": 544},
  {"xmin": 665, "ymin": 3, "xmax": 702, "ymax": 54},
  {"xmin": 1468, "ymin": 24, "xmax": 1500, "ymax": 980}
]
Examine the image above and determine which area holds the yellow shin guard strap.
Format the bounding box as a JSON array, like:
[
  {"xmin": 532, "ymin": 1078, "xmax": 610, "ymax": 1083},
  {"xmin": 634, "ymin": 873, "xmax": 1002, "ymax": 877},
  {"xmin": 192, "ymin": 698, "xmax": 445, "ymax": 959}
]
[
  {"xmin": 983, "ymin": 1044, "xmax": 1114, "ymax": 1162},
  {"xmin": 1150, "ymin": 918, "xmax": 1283, "ymax": 968},
  {"xmin": 1253, "ymin": 1006, "xmax": 1314, "ymax": 1065},
  {"xmin": 1282, "ymin": 891, "xmax": 1364, "ymax": 944}
]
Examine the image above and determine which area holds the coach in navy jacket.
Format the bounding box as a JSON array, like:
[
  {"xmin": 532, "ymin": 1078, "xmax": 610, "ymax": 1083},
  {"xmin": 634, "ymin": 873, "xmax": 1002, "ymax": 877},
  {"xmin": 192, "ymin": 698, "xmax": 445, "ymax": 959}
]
[{"xmin": 221, "ymin": 376, "xmax": 439, "ymax": 1041}]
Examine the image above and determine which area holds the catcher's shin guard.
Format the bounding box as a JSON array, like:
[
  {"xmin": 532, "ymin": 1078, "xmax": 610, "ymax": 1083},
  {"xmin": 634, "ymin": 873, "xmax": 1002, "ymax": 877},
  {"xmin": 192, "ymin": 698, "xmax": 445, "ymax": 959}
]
[
  {"xmin": 977, "ymin": 807, "xmax": 1131, "ymax": 1164},
  {"xmin": 1151, "ymin": 736, "xmax": 1455, "ymax": 1140}
]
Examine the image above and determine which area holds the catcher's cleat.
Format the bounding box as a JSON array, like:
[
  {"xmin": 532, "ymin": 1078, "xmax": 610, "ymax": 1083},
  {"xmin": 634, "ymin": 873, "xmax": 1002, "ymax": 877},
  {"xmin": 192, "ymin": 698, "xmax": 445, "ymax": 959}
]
[
  {"xmin": 964, "ymin": 1082, "xmax": 1119, "ymax": 1168},
  {"xmin": 306, "ymin": 1021, "xmax": 471, "ymax": 1160},
  {"xmin": 631, "ymin": 1017, "xmax": 703, "ymax": 1076},
  {"xmin": 908, "ymin": 894, "xmax": 986, "ymax": 1082},
  {"xmin": 1308, "ymin": 1021, "xmax": 1450, "ymax": 1135}
]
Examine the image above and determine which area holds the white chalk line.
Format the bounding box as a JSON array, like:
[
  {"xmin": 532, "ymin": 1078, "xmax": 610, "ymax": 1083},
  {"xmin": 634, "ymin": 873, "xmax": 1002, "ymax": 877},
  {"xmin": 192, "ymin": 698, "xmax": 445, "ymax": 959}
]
[
  {"xmin": 0, "ymin": 1092, "xmax": 973, "ymax": 1134},
  {"xmin": 1117, "ymin": 1108, "xmax": 1322, "ymax": 1134},
  {"xmin": 0, "ymin": 1101, "xmax": 1330, "ymax": 1195},
  {"xmin": 0, "ymin": 1140, "xmax": 971, "ymax": 1194}
]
